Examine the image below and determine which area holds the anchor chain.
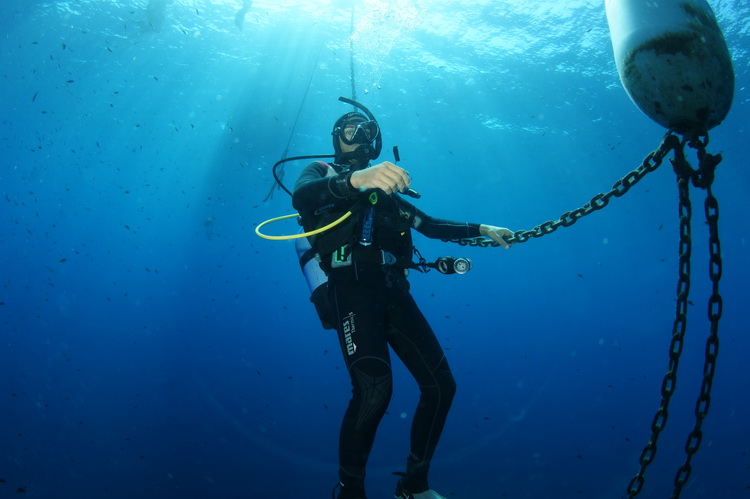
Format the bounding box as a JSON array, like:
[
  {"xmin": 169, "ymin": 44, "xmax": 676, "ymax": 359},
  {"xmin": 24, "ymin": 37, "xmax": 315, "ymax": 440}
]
[
  {"xmin": 626, "ymin": 136, "xmax": 723, "ymax": 498},
  {"xmin": 442, "ymin": 130, "xmax": 723, "ymax": 497},
  {"xmin": 671, "ymin": 138, "xmax": 723, "ymax": 498},
  {"xmin": 444, "ymin": 132, "xmax": 682, "ymax": 247},
  {"xmin": 626, "ymin": 157, "xmax": 693, "ymax": 498}
]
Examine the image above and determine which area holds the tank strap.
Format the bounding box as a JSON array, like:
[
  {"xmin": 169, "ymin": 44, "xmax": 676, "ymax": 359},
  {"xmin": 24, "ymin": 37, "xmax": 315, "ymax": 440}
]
[{"xmin": 298, "ymin": 246, "xmax": 318, "ymax": 270}]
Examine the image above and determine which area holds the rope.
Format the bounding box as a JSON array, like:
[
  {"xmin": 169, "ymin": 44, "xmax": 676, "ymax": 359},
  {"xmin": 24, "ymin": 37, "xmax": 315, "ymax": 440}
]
[
  {"xmin": 264, "ymin": 22, "xmax": 328, "ymax": 202},
  {"xmin": 349, "ymin": 4, "xmax": 357, "ymax": 103},
  {"xmin": 267, "ymin": 5, "xmax": 357, "ymax": 202}
]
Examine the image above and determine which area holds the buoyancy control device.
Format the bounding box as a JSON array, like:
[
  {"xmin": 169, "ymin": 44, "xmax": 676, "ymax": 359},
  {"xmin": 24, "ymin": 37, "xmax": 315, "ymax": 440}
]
[{"xmin": 257, "ymin": 97, "xmax": 474, "ymax": 330}]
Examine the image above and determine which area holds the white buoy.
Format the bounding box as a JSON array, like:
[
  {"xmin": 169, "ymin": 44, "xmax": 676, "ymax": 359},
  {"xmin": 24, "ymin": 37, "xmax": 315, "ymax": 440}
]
[{"xmin": 605, "ymin": 0, "xmax": 734, "ymax": 136}]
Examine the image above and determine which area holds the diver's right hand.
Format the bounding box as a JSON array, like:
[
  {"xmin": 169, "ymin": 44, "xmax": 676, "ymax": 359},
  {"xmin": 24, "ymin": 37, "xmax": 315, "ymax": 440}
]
[{"xmin": 350, "ymin": 161, "xmax": 411, "ymax": 195}]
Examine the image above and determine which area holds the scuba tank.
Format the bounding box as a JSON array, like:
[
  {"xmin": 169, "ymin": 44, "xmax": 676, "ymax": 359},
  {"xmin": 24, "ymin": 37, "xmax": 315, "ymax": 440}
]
[{"xmin": 295, "ymin": 235, "xmax": 335, "ymax": 330}]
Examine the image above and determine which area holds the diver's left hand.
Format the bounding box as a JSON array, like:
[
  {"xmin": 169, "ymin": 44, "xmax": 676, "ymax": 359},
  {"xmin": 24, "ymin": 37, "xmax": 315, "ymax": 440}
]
[{"xmin": 479, "ymin": 225, "xmax": 514, "ymax": 249}]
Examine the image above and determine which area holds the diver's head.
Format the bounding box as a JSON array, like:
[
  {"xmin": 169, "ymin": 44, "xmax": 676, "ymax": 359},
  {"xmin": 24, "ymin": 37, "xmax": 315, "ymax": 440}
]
[{"xmin": 332, "ymin": 111, "xmax": 380, "ymax": 166}]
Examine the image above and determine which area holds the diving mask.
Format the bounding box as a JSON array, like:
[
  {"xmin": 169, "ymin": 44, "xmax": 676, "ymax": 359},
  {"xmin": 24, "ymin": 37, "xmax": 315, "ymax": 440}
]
[{"xmin": 335, "ymin": 120, "xmax": 380, "ymax": 146}]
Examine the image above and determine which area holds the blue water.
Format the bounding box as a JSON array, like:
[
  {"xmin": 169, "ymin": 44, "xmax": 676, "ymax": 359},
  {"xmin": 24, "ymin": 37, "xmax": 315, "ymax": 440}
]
[{"xmin": 2, "ymin": 1, "xmax": 749, "ymax": 498}]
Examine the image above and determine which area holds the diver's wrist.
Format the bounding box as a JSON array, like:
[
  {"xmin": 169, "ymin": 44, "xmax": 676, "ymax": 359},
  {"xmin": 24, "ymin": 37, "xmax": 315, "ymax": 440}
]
[{"xmin": 349, "ymin": 170, "xmax": 362, "ymax": 189}]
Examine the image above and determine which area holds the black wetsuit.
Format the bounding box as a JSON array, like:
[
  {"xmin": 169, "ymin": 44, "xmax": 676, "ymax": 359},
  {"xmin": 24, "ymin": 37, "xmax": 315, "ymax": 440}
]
[{"xmin": 292, "ymin": 161, "xmax": 482, "ymax": 497}]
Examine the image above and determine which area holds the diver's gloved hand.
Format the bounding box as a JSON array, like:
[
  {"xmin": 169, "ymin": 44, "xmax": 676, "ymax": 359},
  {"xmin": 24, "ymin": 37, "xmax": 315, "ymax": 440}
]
[
  {"xmin": 350, "ymin": 161, "xmax": 411, "ymax": 195},
  {"xmin": 479, "ymin": 224, "xmax": 514, "ymax": 249}
]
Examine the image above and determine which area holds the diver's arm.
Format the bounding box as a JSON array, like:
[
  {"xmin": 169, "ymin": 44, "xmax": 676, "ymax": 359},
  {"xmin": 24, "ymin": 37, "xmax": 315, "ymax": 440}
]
[
  {"xmin": 399, "ymin": 198, "xmax": 514, "ymax": 249},
  {"xmin": 399, "ymin": 198, "xmax": 481, "ymax": 240},
  {"xmin": 292, "ymin": 162, "xmax": 359, "ymax": 212}
]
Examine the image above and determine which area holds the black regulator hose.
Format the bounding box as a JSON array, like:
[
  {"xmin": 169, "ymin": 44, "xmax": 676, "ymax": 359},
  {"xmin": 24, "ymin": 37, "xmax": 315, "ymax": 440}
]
[{"xmin": 272, "ymin": 154, "xmax": 335, "ymax": 197}]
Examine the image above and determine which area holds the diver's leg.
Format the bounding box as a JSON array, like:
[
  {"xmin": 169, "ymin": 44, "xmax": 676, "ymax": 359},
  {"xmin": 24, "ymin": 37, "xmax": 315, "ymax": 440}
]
[
  {"xmin": 386, "ymin": 289, "xmax": 456, "ymax": 494},
  {"xmin": 330, "ymin": 270, "xmax": 393, "ymax": 498}
]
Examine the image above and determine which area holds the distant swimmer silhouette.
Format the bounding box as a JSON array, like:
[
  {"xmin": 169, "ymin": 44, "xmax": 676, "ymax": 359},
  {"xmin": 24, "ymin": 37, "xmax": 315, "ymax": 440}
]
[
  {"xmin": 143, "ymin": 0, "xmax": 169, "ymax": 32},
  {"xmin": 235, "ymin": 0, "xmax": 252, "ymax": 30}
]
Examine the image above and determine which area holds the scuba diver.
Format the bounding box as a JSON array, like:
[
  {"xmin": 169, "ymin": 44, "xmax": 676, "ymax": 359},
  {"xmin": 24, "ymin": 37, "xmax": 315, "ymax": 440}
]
[{"xmin": 291, "ymin": 99, "xmax": 514, "ymax": 499}]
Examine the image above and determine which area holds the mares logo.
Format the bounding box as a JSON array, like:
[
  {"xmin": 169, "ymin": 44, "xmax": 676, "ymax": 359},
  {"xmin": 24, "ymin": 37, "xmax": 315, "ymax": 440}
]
[{"xmin": 342, "ymin": 312, "xmax": 357, "ymax": 356}]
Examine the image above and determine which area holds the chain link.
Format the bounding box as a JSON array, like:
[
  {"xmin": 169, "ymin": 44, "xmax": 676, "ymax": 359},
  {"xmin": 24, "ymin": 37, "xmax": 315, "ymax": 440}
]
[{"xmin": 444, "ymin": 133, "xmax": 682, "ymax": 247}]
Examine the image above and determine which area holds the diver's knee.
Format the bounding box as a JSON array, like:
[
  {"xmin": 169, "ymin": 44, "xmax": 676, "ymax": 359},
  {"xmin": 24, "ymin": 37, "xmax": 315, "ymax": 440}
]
[
  {"xmin": 445, "ymin": 375, "xmax": 457, "ymax": 399},
  {"xmin": 349, "ymin": 360, "xmax": 393, "ymax": 409},
  {"xmin": 442, "ymin": 373, "xmax": 457, "ymax": 401},
  {"xmin": 435, "ymin": 364, "xmax": 456, "ymax": 402}
]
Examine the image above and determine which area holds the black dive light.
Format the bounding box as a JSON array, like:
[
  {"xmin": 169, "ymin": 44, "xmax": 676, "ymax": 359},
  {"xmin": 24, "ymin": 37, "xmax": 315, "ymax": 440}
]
[{"xmin": 435, "ymin": 256, "xmax": 472, "ymax": 275}]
